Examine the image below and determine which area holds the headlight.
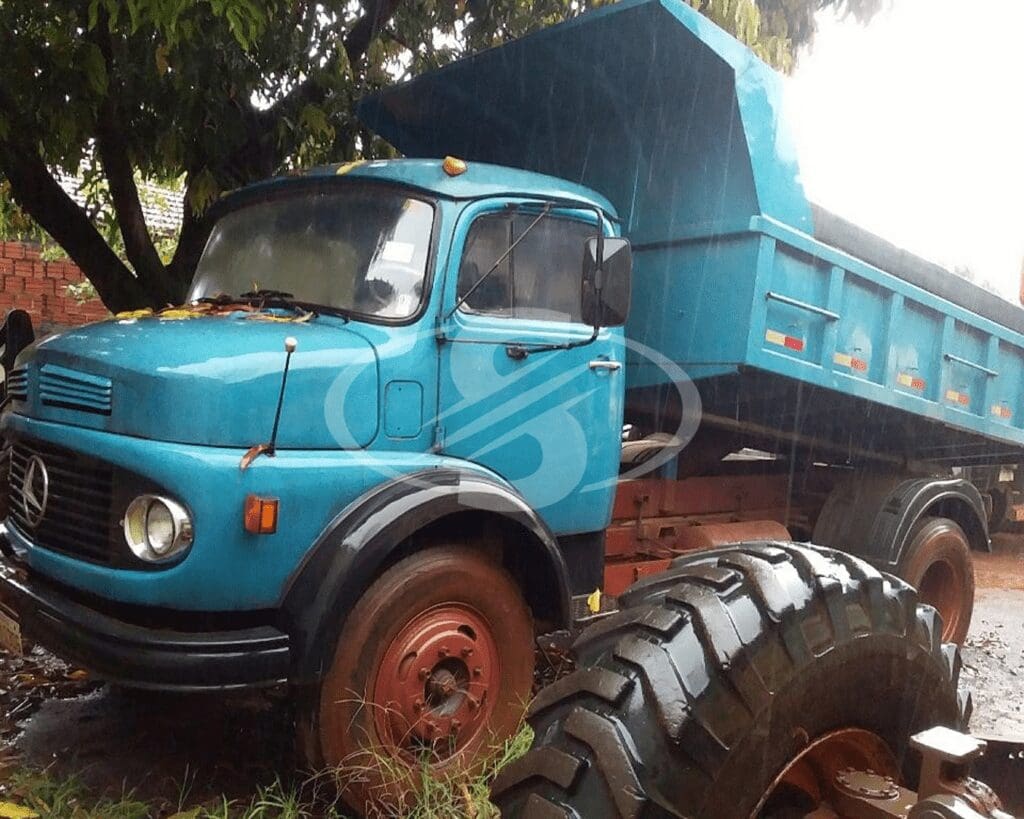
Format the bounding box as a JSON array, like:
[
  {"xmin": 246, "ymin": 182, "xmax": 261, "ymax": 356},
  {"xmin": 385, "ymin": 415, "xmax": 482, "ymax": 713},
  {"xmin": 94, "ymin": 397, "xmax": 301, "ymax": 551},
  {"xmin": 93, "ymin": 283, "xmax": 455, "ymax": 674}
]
[{"xmin": 123, "ymin": 495, "xmax": 193, "ymax": 562}]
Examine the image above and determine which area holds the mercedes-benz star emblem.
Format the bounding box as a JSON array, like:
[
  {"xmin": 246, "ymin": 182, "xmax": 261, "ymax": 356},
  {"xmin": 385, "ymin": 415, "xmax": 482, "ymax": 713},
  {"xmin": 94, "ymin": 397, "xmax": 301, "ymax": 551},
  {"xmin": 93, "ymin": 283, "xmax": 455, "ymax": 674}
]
[{"xmin": 21, "ymin": 455, "xmax": 49, "ymax": 528}]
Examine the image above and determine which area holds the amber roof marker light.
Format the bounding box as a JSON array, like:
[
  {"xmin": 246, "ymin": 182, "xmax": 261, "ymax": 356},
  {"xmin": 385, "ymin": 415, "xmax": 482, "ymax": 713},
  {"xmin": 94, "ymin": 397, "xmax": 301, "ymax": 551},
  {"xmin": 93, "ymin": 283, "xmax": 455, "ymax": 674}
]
[{"xmin": 443, "ymin": 156, "xmax": 468, "ymax": 176}]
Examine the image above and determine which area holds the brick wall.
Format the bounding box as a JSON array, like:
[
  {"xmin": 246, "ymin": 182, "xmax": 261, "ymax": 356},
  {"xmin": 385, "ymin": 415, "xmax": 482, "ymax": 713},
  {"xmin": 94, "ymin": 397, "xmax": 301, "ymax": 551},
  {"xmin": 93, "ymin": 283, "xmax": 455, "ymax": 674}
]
[{"xmin": 0, "ymin": 240, "xmax": 108, "ymax": 331}]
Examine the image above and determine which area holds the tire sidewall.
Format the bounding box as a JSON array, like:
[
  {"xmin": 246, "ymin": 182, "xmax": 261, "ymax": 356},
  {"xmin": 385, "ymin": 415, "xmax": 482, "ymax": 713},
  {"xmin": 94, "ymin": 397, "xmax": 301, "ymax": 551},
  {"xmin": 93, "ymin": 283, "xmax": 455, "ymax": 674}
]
[
  {"xmin": 707, "ymin": 632, "xmax": 961, "ymax": 818},
  {"xmin": 898, "ymin": 517, "xmax": 975, "ymax": 644}
]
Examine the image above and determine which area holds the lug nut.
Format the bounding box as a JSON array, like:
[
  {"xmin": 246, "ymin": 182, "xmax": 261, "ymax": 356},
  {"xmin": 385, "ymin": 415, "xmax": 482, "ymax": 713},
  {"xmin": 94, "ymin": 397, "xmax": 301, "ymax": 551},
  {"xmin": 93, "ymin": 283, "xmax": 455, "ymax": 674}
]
[
  {"xmin": 461, "ymin": 647, "xmax": 473, "ymax": 658},
  {"xmin": 413, "ymin": 698, "xmax": 424, "ymax": 712},
  {"xmin": 418, "ymin": 667, "xmax": 430, "ymax": 681},
  {"xmin": 438, "ymin": 646, "xmax": 450, "ymax": 658},
  {"xmin": 473, "ymin": 666, "xmax": 482, "ymax": 677}
]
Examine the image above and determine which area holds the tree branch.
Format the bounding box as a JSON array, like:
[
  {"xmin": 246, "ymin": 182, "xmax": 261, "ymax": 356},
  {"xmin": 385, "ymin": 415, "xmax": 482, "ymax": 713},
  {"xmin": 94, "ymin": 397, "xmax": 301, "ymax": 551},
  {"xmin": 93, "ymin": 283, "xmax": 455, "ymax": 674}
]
[
  {"xmin": 92, "ymin": 24, "xmax": 177, "ymax": 305},
  {"xmin": 167, "ymin": 180, "xmax": 215, "ymax": 295},
  {"xmin": 258, "ymin": 0, "xmax": 404, "ymax": 137},
  {"xmin": 94, "ymin": 104, "xmax": 176, "ymax": 305},
  {"xmin": 343, "ymin": 0, "xmax": 403, "ymax": 66},
  {"xmin": 0, "ymin": 138, "xmax": 151, "ymax": 312}
]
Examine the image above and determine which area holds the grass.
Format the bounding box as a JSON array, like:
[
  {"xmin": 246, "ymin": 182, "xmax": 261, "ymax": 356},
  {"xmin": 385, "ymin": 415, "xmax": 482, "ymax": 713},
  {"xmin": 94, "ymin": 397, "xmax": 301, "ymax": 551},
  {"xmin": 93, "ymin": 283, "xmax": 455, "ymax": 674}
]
[{"xmin": 0, "ymin": 727, "xmax": 533, "ymax": 819}]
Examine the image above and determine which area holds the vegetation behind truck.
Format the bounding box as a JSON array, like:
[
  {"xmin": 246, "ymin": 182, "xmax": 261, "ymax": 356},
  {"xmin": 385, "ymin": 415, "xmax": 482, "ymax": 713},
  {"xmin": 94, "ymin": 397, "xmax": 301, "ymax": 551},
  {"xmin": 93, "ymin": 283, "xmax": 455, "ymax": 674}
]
[{"xmin": 1, "ymin": 0, "xmax": 1021, "ymax": 814}]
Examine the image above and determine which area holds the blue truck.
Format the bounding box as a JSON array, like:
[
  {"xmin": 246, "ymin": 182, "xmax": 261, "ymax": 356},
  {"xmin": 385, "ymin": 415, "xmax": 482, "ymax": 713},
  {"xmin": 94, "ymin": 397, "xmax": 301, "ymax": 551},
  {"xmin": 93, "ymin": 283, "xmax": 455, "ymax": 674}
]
[{"xmin": 0, "ymin": 0, "xmax": 1013, "ymax": 814}]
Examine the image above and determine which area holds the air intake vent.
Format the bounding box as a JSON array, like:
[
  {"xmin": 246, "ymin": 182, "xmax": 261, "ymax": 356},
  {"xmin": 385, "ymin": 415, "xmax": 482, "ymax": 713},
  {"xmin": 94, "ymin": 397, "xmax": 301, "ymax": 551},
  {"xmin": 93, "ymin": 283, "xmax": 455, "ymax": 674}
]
[
  {"xmin": 5, "ymin": 366, "xmax": 28, "ymax": 402},
  {"xmin": 39, "ymin": 364, "xmax": 112, "ymax": 415}
]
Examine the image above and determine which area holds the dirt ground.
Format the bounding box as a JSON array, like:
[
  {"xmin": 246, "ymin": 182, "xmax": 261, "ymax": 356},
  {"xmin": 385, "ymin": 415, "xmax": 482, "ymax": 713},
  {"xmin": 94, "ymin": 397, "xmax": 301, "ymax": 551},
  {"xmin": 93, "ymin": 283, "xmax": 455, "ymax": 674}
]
[
  {"xmin": 1, "ymin": 537, "xmax": 1023, "ymax": 807},
  {"xmin": 960, "ymin": 534, "xmax": 1024, "ymax": 738}
]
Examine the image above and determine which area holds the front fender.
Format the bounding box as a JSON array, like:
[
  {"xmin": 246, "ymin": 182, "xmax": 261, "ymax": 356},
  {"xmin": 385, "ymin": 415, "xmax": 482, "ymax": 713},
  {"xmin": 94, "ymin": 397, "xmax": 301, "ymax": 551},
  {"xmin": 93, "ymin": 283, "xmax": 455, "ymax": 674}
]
[{"xmin": 280, "ymin": 468, "xmax": 572, "ymax": 683}]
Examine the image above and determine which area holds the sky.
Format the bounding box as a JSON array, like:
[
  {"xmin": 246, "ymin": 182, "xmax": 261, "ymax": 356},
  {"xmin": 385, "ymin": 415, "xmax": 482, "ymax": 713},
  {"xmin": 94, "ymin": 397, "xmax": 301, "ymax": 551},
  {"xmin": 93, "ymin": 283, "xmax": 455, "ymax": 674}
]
[{"xmin": 785, "ymin": 0, "xmax": 1024, "ymax": 301}]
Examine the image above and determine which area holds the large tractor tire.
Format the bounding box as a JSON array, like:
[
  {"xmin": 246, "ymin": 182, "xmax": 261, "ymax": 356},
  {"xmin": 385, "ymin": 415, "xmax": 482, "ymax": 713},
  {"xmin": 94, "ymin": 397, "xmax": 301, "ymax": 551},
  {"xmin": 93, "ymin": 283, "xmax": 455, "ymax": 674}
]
[
  {"xmin": 492, "ymin": 542, "xmax": 968, "ymax": 818},
  {"xmin": 896, "ymin": 517, "xmax": 975, "ymax": 645},
  {"xmin": 301, "ymin": 544, "xmax": 534, "ymax": 817}
]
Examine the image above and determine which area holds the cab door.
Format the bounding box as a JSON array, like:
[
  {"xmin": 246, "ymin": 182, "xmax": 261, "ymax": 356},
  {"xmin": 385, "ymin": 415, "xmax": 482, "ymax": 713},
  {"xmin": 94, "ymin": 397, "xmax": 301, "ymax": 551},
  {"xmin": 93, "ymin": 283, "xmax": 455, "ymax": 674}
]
[{"xmin": 437, "ymin": 202, "xmax": 625, "ymax": 535}]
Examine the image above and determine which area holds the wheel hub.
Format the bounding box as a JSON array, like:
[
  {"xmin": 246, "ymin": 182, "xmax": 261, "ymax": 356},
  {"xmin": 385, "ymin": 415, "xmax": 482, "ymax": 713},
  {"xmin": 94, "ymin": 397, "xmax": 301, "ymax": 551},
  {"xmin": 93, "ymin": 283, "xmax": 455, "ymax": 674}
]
[
  {"xmin": 373, "ymin": 603, "xmax": 499, "ymax": 759},
  {"xmin": 755, "ymin": 728, "xmax": 902, "ymax": 816}
]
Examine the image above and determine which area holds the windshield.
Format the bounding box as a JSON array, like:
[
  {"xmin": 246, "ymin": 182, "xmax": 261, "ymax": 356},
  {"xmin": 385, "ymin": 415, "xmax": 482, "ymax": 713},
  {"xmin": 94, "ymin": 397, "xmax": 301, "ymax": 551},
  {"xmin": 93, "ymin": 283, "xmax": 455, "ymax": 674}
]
[{"xmin": 188, "ymin": 186, "xmax": 434, "ymax": 320}]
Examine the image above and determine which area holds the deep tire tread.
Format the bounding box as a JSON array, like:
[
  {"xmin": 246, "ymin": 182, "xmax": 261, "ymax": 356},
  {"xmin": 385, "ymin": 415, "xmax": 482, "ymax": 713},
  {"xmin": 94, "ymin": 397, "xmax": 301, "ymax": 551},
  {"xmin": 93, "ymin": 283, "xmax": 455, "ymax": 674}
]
[{"xmin": 493, "ymin": 542, "xmax": 968, "ymax": 818}]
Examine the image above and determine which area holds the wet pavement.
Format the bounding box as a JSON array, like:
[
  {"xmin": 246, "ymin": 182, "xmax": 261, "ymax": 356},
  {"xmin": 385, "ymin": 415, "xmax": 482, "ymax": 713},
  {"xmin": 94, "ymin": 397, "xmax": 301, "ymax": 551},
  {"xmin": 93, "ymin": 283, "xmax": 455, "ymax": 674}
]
[{"xmin": 1, "ymin": 539, "xmax": 1023, "ymax": 808}]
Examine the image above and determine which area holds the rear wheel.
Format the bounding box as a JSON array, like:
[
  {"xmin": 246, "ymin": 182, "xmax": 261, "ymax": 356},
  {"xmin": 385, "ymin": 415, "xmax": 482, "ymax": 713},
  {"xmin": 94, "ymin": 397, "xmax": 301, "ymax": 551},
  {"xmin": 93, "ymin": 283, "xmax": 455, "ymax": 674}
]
[
  {"xmin": 492, "ymin": 542, "xmax": 968, "ymax": 818},
  {"xmin": 305, "ymin": 544, "xmax": 534, "ymax": 816},
  {"xmin": 897, "ymin": 517, "xmax": 974, "ymax": 644}
]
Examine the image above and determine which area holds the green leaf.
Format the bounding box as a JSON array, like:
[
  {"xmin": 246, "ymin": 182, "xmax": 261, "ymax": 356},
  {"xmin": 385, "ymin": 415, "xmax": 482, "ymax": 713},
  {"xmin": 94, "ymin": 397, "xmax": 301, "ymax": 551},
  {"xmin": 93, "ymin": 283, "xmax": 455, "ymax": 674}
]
[
  {"xmin": 187, "ymin": 168, "xmax": 219, "ymax": 216},
  {"xmin": 81, "ymin": 43, "xmax": 108, "ymax": 95},
  {"xmin": 87, "ymin": 0, "xmax": 101, "ymax": 30}
]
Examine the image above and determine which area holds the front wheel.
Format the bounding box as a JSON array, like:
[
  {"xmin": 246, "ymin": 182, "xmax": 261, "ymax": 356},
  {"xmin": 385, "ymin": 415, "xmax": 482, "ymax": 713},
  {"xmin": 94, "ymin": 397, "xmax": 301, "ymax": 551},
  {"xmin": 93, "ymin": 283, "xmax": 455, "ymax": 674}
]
[
  {"xmin": 492, "ymin": 542, "xmax": 968, "ymax": 818},
  {"xmin": 303, "ymin": 544, "xmax": 534, "ymax": 816}
]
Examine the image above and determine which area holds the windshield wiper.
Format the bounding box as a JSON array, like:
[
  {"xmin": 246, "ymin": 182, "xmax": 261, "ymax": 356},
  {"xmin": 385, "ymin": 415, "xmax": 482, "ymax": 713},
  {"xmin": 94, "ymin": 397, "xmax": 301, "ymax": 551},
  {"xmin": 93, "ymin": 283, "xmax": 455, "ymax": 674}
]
[{"xmin": 240, "ymin": 289, "xmax": 360, "ymax": 323}]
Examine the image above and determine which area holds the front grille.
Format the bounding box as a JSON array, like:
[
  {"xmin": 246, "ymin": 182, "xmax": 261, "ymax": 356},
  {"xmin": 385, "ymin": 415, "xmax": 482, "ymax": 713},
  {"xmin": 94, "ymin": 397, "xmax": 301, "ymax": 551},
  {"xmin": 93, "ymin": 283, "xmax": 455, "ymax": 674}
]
[
  {"xmin": 7, "ymin": 439, "xmax": 117, "ymax": 564},
  {"xmin": 39, "ymin": 364, "xmax": 112, "ymax": 415},
  {"xmin": 5, "ymin": 366, "xmax": 27, "ymax": 402}
]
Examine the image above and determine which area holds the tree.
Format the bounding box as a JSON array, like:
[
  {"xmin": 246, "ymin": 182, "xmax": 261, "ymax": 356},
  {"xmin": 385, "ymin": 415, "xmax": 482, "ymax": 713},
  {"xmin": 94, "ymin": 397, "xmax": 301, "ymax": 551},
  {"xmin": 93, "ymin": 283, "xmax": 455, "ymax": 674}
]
[{"xmin": 0, "ymin": 0, "xmax": 880, "ymax": 312}]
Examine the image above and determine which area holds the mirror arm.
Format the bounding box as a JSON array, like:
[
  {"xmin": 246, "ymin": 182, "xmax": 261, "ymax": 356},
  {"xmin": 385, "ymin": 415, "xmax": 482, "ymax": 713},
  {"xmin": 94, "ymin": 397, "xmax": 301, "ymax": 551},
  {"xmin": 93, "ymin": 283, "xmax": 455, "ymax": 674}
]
[{"xmin": 505, "ymin": 322, "xmax": 600, "ymax": 359}]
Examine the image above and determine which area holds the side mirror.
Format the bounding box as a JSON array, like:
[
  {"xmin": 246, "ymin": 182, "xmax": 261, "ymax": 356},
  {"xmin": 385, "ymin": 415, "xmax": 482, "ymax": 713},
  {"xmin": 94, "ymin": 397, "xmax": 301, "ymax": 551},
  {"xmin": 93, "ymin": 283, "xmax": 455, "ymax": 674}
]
[{"xmin": 582, "ymin": 236, "xmax": 632, "ymax": 327}]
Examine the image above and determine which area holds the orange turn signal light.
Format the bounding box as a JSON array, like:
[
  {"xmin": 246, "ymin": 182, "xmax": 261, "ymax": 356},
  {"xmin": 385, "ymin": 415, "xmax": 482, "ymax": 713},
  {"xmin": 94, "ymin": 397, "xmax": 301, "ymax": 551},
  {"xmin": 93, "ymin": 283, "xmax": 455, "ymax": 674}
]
[
  {"xmin": 244, "ymin": 494, "xmax": 279, "ymax": 534},
  {"xmin": 442, "ymin": 156, "xmax": 467, "ymax": 176}
]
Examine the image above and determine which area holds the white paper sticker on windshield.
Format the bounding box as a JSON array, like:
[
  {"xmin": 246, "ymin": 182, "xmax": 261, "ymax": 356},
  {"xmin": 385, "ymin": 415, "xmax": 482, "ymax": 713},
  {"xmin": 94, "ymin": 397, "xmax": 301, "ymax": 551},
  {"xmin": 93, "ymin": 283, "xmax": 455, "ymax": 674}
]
[{"xmin": 382, "ymin": 241, "xmax": 415, "ymax": 264}]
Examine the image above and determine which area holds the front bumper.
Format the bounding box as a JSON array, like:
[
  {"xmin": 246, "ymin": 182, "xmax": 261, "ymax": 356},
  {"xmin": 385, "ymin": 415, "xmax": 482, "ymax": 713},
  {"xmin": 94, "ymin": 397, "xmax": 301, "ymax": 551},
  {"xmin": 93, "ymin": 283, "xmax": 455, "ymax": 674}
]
[{"xmin": 0, "ymin": 548, "xmax": 290, "ymax": 691}]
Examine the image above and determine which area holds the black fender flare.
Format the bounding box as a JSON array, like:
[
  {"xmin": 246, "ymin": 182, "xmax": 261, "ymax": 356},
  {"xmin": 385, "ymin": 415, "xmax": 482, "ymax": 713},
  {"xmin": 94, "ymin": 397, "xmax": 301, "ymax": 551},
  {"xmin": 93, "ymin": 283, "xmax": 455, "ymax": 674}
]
[
  {"xmin": 812, "ymin": 474, "xmax": 990, "ymax": 570},
  {"xmin": 279, "ymin": 468, "xmax": 572, "ymax": 684}
]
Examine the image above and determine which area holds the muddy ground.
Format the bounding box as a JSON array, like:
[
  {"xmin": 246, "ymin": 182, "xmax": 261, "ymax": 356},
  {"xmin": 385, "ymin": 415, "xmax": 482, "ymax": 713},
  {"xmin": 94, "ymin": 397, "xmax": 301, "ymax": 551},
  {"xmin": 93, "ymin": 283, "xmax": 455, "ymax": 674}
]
[
  {"xmin": 1, "ymin": 539, "xmax": 1023, "ymax": 809},
  {"xmin": 961, "ymin": 535, "xmax": 1024, "ymax": 738}
]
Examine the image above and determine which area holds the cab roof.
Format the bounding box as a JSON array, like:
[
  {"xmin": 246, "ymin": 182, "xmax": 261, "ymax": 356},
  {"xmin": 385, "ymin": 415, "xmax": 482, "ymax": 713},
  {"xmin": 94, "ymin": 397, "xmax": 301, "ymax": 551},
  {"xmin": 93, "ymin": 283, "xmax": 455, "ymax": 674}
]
[{"xmin": 222, "ymin": 158, "xmax": 618, "ymax": 220}]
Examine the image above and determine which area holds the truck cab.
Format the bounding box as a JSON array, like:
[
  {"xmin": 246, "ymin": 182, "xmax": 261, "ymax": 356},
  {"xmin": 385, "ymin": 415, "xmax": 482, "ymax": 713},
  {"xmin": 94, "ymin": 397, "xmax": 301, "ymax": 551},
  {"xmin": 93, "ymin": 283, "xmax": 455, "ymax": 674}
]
[{"xmin": 0, "ymin": 157, "xmax": 632, "ymax": 811}]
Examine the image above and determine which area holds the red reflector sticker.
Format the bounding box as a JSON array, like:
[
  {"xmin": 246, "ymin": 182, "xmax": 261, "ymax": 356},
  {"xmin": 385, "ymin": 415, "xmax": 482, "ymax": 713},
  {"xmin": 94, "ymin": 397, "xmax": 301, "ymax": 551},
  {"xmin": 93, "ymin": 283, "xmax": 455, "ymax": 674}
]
[
  {"xmin": 897, "ymin": 373, "xmax": 926, "ymax": 391},
  {"xmin": 834, "ymin": 352, "xmax": 869, "ymax": 372},
  {"xmin": 766, "ymin": 329, "xmax": 805, "ymax": 352}
]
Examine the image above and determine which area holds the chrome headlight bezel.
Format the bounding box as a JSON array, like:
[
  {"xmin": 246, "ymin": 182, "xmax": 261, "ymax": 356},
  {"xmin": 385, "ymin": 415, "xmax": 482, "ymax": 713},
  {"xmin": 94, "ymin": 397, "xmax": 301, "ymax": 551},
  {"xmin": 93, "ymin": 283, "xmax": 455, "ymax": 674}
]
[{"xmin": 123, "ymin": 495, "xmax": 194, "ymax": 562}]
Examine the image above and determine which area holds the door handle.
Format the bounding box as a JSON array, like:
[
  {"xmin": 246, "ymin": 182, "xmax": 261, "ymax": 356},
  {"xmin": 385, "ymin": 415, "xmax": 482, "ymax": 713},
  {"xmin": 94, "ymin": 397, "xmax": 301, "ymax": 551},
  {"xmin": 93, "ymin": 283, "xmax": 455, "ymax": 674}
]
[{"xmin": 589, "ymin": 359, "xmax": 621, "ymax": 371}]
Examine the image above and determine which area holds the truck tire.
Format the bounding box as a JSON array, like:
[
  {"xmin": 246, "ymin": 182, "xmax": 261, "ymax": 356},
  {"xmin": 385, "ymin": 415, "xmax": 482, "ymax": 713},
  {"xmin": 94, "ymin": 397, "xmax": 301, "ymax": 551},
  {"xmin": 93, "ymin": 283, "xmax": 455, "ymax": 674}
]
[
  {"xmin": 491, "ymin": 542, "xmax": 968, "ymax": 818},
  {"xmin": 303, "ymin": 544, "xmax": 534, "ymax": 816},
  {"xmin": 897, "ymin": 517, "xmax": 974, "ymax": 645}
]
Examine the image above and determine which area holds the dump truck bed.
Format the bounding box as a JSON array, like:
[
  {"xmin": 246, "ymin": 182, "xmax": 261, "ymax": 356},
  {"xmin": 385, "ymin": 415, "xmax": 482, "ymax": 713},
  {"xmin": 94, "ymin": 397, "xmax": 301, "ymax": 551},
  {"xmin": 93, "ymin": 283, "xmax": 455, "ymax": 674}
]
[
  {"xmin": 361, "ymin": 0, "xmax": 1024, "ymax": 464},
  {"xmin": 628, "ymin": 211, "xmax": 1024, "ymax": 463}
]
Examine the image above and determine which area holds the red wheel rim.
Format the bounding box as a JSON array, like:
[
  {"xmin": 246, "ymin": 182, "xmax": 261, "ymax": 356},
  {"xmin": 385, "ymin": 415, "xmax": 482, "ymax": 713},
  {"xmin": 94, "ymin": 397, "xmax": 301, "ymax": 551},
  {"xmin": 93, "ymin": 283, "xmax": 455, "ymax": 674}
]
[
  {"xmin": 754, "ymin": 728, "xmax": 903, "ymax": 816},
  {"xmin": 373, "ymin": 603, "xmax": 500, "ymax": 761},
  {"xmin": 918, "ymin": 558, "xmax": 964, "ymax": 642}
]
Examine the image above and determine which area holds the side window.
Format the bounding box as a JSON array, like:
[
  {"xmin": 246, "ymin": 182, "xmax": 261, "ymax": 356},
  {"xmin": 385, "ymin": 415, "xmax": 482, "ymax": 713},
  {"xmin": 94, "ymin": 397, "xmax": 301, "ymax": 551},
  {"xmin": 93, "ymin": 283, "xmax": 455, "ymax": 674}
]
[{"xmin": 457, "ymin": 213, "xmax": 595, "ymax": 323}]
